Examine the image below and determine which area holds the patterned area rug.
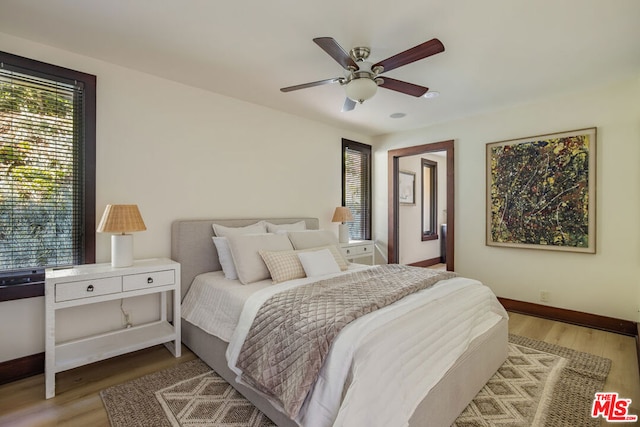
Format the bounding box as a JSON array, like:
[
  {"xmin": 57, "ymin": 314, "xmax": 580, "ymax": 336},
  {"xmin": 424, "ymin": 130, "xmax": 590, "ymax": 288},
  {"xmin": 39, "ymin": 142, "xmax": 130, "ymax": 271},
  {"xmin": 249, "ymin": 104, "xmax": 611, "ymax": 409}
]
[
  {"xmin": 454, "ymin": 334, "xmax": 611, "ymax": 426},
  {"xmin": 100, "ymin": 335, "xmax": 610, "ymax": 427}
]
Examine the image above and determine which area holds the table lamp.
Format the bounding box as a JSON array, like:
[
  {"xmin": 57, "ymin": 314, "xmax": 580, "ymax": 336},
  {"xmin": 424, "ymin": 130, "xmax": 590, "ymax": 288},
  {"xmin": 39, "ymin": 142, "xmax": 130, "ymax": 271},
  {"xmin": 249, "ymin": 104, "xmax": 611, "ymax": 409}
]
[
  {"xmin": 97, "ymin": 204, "xmax": 147, "ymax": 267},
  {"xmin": 332, "ymin": 206, "xmax": 353, "ymax": 244}
]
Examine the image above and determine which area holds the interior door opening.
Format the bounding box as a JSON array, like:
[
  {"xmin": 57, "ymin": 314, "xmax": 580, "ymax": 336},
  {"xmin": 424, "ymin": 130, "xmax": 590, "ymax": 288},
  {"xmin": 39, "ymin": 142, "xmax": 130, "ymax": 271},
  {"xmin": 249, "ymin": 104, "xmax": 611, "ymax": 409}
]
[{"xmin": 388, "ymin": 140, "xmax": 455, "ymax": 271}]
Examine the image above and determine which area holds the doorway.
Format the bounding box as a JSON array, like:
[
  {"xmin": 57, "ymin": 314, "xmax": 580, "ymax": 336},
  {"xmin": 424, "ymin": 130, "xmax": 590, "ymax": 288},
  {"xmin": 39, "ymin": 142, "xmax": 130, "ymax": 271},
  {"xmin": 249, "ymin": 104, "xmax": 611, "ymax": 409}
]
[{"xmin": 388, "ymin": 140, "xmax": 454, "ymax": 270}]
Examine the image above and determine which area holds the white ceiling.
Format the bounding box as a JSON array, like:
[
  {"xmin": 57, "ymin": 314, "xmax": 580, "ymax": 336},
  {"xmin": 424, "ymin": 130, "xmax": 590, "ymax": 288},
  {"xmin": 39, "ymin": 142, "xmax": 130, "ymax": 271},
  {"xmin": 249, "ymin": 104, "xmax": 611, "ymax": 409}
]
[{"xmin": 1, "ymin": 0, "xmax": 639, "ymax": 136}]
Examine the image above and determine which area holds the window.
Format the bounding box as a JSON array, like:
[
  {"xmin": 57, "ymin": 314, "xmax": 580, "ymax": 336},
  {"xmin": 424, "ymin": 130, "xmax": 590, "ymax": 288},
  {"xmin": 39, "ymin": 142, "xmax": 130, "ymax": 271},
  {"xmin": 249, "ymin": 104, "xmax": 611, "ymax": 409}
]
[
  {"xmin": 342, "ymin": 139, "xmax": 371, "ymax": 241},
  {"xmin": 0, "ymin": 51, "xmax": 96, "ymax": 301}
]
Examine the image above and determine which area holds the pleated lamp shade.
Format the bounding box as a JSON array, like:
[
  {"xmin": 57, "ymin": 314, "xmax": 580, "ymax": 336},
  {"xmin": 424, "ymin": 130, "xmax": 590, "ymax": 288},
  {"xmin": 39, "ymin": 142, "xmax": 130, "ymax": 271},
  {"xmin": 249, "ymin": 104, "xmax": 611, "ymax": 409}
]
[
  {"xmin": 97, "ymin": 204, "xmax": 147, "ymax": 233},
  {"xmin": 97, "ymin": 205, "xmax": 146, "ymax": 267}
]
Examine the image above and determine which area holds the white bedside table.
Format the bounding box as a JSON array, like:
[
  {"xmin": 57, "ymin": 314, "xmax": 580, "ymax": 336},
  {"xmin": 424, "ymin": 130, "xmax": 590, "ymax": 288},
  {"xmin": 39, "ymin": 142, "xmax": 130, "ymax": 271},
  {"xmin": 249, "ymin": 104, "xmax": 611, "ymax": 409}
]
[
  {"xmin": 340, "ymin": 240, "xmax": 375, "ymax": 264},
  {"xmin": 44, "ymin": 258, "xmax": 181, "ymax": 398}
]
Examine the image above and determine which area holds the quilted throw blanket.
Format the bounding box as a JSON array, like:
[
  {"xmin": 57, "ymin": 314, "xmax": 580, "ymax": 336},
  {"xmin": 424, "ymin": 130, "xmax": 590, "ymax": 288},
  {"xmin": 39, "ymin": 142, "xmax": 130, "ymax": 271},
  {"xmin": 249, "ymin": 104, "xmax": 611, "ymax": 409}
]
[{"xmin": 235, "ymin": 264, "xmax": 456, "ymax": 418}]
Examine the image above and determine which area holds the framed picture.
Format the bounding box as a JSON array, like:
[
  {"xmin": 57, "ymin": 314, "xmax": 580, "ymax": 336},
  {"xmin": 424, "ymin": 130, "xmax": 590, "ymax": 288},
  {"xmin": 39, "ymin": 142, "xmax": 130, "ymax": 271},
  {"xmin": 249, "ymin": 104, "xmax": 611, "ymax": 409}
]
[
  {"xmin": 399, "ymin": 170, "xmax": 415, "ymax": 205},
  {"xmin": 486, "ymin": 127, "xmax": 596, "ymax": 253}
]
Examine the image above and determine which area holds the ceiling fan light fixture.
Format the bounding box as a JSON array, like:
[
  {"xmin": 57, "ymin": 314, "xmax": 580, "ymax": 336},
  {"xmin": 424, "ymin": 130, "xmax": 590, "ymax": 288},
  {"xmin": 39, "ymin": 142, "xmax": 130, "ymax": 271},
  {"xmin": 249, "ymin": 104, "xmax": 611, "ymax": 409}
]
[
  {"xmin": 281, "ymin": 37, "xmax": 445, "ymax": 110},
  {"xmin": 345, "ymin": 77, "xmax": 378, "ymax": 103}
]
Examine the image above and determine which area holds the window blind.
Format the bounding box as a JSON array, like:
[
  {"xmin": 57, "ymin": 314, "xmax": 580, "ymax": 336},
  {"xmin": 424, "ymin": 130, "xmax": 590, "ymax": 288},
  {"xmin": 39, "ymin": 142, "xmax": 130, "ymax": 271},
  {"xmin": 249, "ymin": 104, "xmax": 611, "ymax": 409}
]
[
  {"xmin": 0, "ymin": 63, "xmax": 85, "ymax": 270},
  {"xmin": 342, "ymin": 139, "xmax": 371, "ymax": 241}
]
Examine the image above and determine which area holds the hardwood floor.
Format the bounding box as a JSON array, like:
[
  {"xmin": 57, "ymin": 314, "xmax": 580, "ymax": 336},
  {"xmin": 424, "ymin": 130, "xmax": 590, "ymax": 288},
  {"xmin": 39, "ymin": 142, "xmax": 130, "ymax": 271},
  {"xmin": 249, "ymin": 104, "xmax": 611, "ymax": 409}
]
[
  {"xmin": 0, "ymin": 345, "xmax": 197, "ymax": 427},
  {"xmin": 0, "ymin": 313, "xmax": 637, "ymax": 426}
]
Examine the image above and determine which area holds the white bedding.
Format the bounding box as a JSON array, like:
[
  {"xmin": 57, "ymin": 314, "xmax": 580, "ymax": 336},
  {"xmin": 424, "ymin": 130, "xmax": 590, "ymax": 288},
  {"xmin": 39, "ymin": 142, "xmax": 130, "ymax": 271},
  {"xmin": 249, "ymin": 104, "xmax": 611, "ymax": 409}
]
[
  {"xmin": 217, "ymin": 267, "xmax": 508, "ymax": 427},
  {"xmin": 181, "ymin": 264, "xmax": 371, "ymax": 342},
  {"xmin": 181, "ymin": 271, "xmax": 272, "ymax": 341}
]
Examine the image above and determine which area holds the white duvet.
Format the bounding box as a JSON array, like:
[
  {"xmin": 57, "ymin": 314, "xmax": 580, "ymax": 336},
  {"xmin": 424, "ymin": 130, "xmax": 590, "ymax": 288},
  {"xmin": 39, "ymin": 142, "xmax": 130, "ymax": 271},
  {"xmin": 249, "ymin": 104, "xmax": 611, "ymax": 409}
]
[{"xmin": 217, "ymin": 267, "xmax": 508, "ymax": 427}]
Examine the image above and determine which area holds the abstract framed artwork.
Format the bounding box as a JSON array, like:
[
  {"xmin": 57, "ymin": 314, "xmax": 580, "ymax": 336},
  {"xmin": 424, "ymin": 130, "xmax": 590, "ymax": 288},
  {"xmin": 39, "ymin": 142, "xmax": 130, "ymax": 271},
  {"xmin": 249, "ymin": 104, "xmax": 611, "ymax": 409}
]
[
  {"xmin": 399, "ymin": 170, "xmax": 415, "ymax": 205},
  {"xmin": 486, "ymin": 127, "xmax": 596, "ymax": 253}
]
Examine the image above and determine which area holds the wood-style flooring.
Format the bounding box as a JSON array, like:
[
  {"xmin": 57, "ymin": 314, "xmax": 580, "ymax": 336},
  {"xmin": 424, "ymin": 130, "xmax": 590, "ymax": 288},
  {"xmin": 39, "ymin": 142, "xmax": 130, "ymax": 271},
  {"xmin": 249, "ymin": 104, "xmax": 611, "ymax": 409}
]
[{"xmin": 0, "ymin": 313, "xmax": 637, "ymax": 426}]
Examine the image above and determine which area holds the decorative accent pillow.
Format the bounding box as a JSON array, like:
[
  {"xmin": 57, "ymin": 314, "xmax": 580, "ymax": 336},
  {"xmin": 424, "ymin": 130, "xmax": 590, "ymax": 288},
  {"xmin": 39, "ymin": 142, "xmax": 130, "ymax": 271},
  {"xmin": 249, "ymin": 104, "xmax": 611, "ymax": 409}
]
[
  {"xmin": 212, "ymin": 221, "xmax": 267, "ymax": 237},
  {"xmin": 265, "ymin": 220, "xmax": 307, "ymax": 233},
  {"xmin": 226, "ymin": 233, "xmax": 294, "ymax": 284},
  {"xmin": 212, "ymin": 237, "xmax": 238, "ymax": 280},
  {"xmin": 298, "ymin": 249, "xmax": 341, "ymax": 277},
  {"xmin": 259, "ymin": 250, "xmax": 306, "ymax": 284}
]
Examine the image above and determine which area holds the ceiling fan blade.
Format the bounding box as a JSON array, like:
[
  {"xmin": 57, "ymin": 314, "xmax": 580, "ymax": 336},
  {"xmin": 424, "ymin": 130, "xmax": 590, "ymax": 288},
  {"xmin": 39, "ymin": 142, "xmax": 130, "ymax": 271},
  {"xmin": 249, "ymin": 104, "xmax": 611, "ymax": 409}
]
[
  {"xmin": 280, "ymin": 77, "xmax": 341, "ymax": 92},
  {"xmin": 378, "ymin": 77, "xmax": 429, "ymax": 97},
  {"xmin": 313, "ymin": 37, "xmax": 358, "ymax": 70},
  {"xmin": 373, "ymin": 38, "xmax": 444, "ymax": 73},
  {"xmin": 342, "ymin": 97, "xmax": 356, "ymax": 112}
]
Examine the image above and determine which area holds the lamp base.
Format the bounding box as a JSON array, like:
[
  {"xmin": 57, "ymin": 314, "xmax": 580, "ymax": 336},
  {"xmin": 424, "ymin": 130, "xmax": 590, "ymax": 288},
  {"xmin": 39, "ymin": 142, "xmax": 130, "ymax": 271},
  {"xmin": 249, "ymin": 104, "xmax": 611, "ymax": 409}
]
[
  {"xmin": 111, "ymin": 234, "xmax": 134, "ymax": 267},
  {"xmin": 338, "ymin": 223, "xmax": 350, "ymax": 244}
]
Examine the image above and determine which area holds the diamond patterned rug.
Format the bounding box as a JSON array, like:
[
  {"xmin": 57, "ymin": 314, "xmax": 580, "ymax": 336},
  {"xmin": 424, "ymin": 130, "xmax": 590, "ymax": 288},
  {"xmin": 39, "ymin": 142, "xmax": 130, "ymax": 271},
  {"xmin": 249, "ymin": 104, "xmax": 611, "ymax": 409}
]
[
  {"xmin": 155, "ymin": 370, "xmax": 275, "ymax": 426},
  {"xmin": 454, "ymin": 339, "xmax": 566, "ymax": 426},
  {"xmin": 100, "ymin": 335, "xmax": 610, "ymax": 427}
]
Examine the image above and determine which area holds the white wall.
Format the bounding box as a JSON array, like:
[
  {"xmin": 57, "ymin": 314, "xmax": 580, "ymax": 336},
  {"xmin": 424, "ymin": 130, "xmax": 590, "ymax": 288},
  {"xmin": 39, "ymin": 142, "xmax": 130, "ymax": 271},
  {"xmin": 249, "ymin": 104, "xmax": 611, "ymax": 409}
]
[
  {"xmin": 0, "ymin": 33, "xmax": 370, "ymax": 362},
  {"xmin": 374, "ymin": 75, "xmax": 640, "ymax": 322},
  {"xmin": 398, "ymin": 153, "xmax": 446, "ymax": 264}
]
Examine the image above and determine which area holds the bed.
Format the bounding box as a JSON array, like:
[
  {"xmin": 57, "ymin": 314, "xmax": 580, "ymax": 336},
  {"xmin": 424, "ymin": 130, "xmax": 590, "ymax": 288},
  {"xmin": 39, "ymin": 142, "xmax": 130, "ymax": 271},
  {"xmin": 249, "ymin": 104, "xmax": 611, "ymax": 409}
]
[{"xmin": 171, "ymin": 217, "xmax": 508, "ymax": 427}]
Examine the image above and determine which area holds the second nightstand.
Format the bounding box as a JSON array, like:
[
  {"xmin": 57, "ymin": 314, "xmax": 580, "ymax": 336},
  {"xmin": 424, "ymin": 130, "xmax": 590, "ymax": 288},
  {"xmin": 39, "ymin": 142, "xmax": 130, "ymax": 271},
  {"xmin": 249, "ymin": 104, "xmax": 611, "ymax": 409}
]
[{"xmin": 340, "ymin": 240, "xmax": 375, "ymax": 264}]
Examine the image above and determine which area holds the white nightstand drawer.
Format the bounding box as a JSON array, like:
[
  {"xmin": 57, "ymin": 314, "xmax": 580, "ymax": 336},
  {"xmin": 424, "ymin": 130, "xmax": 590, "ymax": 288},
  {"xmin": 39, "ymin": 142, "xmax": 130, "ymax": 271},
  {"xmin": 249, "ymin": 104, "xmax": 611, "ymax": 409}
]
[
  {"xmin": 123, "ymin": 269, "xmax": 175, "ymax": 292},
  {"xmin": 55, "ymin": 276, "xmax": 122, "ymax": 302},
  {"xmin": 343, "ymin": 244, "xmax": 372, "ymax": 257},
  {"xmin": 340, "ymin": 240, "xmax": 375, "ymax": 265}
]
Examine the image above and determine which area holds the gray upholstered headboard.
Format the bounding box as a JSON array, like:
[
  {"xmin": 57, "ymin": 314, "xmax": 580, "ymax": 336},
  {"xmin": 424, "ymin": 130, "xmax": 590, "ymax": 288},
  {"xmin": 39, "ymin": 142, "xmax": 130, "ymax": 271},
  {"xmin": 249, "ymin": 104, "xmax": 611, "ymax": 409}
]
[{"xmin": 171, "ymin": 218, "xmax": 319, "ymax": 299}]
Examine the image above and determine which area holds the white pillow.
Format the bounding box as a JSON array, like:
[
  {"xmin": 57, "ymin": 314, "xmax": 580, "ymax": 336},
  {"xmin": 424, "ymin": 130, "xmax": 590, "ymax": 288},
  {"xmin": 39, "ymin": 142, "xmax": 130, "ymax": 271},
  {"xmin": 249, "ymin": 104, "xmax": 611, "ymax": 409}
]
[
  {"xmin": 212, "ymin": 221, "xmax": 266, "ymax": 237},
  {"xmin": 226, "ymin": 233, "xmax": 294, "ymax": 284},
  {"xmin": 298, "ymin": 249, "xmax": 341, "ymax": 277},
  {"xmin": 287, "ymin": 230, "xmax": 348, "ymax": 269},
  {"xmin": 265, "ymin": 220, "xmax": 307, "ymax": 233},
  {"xmin": 212, "ymin": 237, "xmax": 238, "ymax": 280}
]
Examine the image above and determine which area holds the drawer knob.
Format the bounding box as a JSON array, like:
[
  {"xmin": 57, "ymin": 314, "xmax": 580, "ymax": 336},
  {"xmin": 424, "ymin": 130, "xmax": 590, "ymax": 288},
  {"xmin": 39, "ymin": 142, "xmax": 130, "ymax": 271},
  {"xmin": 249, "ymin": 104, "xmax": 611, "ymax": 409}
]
[
  {"xmin": 346, "ymin": 249, "xmax": 351, "ymax": 254},
  {"xmin": 86, "ymin": 284, "xmax": 94, "ymax": 292},
  {"xmin": 363, "ymin": 247, "xmax": 367, "ymax": 251},
  {"xmin": 147, "ymin": 277, "xmax": 154, "ymax": 284}
]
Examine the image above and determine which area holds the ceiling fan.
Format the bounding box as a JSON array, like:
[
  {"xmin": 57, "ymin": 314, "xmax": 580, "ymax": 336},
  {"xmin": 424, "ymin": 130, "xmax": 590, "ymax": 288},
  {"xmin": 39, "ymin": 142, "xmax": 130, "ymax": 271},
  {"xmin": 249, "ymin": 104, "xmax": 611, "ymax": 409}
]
[{"xmin": 280, "ymin": 37, "xmax": 445, "ymax": 112}]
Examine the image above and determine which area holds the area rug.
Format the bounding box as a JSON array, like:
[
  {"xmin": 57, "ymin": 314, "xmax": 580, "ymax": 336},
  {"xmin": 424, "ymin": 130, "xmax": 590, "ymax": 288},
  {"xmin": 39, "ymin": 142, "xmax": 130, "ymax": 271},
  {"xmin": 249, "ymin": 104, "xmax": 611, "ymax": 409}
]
[
  {"xmin": 453, "ymin": 335, "xmax": 611, "ymax": 427},
  {"xmin": 100, "ymin": 335, "xmax": 611, "ymax": 427}
]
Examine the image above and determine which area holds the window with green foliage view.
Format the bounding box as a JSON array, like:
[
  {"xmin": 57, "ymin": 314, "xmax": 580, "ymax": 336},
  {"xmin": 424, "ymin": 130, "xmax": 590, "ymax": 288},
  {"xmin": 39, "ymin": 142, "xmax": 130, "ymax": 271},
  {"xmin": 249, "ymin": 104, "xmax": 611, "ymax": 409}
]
[{"xmin": 0, "ymin": 52, "xmax": 95, "ymax": 299}]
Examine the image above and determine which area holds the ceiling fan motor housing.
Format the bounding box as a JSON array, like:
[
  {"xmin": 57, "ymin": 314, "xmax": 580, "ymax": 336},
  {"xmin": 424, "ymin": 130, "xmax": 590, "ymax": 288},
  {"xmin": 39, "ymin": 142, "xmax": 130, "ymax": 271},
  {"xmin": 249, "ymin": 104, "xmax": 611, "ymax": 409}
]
[{"xmin": 349, "ymin": 46, "xmax": 371, "ymax": 63}]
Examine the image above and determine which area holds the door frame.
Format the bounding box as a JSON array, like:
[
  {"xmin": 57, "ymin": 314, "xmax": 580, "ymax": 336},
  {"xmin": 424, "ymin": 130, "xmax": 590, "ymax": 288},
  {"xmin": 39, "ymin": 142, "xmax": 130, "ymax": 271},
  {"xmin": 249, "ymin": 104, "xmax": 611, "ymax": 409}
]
[{"xmin": 388, "ymin": 140, "xmax": 455, "ymax": 270}]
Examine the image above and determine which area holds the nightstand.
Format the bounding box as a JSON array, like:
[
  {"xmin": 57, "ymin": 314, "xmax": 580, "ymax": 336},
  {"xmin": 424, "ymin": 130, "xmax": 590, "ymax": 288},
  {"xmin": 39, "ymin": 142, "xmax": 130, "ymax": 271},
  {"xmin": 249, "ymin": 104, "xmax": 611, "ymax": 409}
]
[
  {"xmin": 44, "ymin": 258, "xmax": 181, "ymax": 398},
  {"xmin": 340, "ymin": 240, "xmax": 375, "ymax": 264}
]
